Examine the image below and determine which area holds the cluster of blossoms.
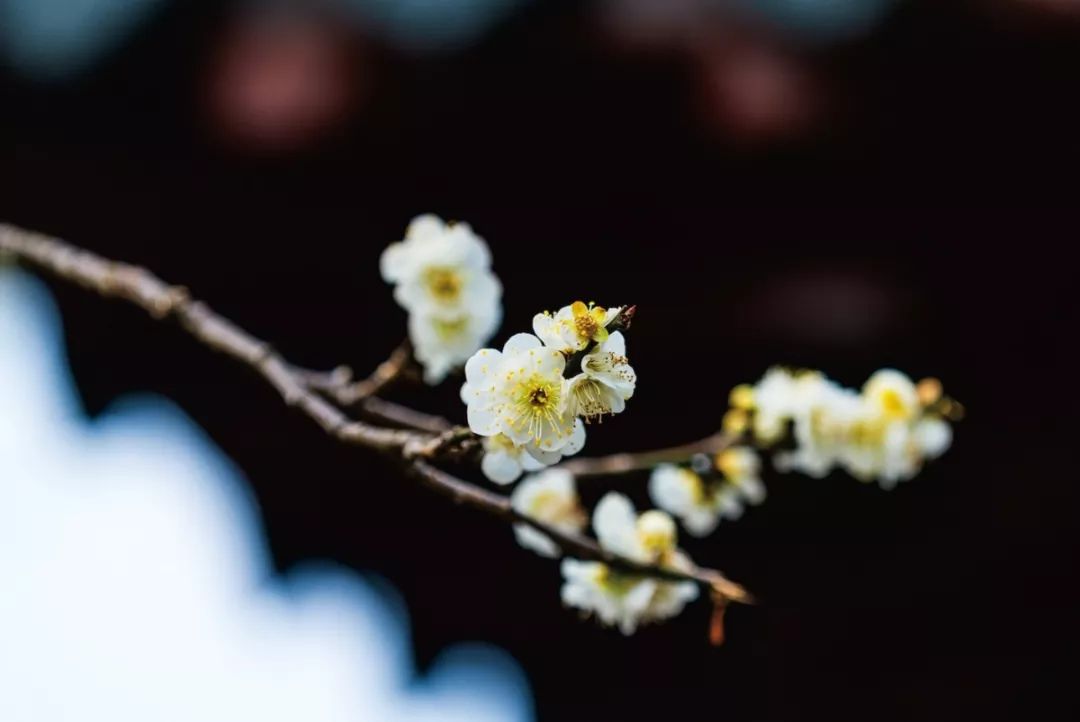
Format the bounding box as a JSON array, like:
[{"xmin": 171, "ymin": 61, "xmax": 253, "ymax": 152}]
[
  {"xmin": 380, "ymin": 215, "xmax": 502, "ymax": 384},
  {"xmin": 379, "ymin": 215, "xmax": 958, "ymax": 637},
  {"xmin": 722, "ymin": 367, "xmax": 957, "ymax": 488},
  {"xmin": 648, "ymin": 446, "xmax": 765, "ymax": 537},
  {"xmin": 460, "ymin": 299, "xmax": 699, "ymax": 633},
  {"xmin": 461, "ymin": 301, "xmax": 636, "ymax": 484},
  {"xmin": 507, "ymin": 472, "xmax": 698, "ymax": 635}
]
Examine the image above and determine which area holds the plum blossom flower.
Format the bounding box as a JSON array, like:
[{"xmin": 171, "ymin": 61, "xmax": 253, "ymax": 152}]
[
  {"xmin": 462, "ymin": 334, "xmax": 578, "ymax": 454},
  {"xmin": 533, "ymin": 301, "xmax": 622, "ymax": 354},
  {"xmin": 735, "ymin": 367, "xmax": 957, "ymax": 488},
  {"xmin": 649, "ymin": 447, "xmax": 764, "ymax": 536},
  {"xmin": 564, "ymin": 331, "xmax": 636, "ymax": 422},
  {"xmin": 510, "ymin": 469, "xmax": 587, "ymax": 557},
  {"xmin": 380, "ymin": 214, "xmax": 502, "ymax": 384},
  {"xmin": 559, "ymin": 493, "xmax": 698, "ymax": 634}
]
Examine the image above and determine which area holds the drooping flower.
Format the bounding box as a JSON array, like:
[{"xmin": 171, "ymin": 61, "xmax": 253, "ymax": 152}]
[
  {"xmin": 380, "ymin": 214, "xmax": 503, "ymax": 384},
  {"xmin": 474, "ymin": 422, "xmax": 586, "ymax": 485},
  {"xmin": 510, "ymin": 469, "xmax": 587, "ymax": 557},
  {"xmin": 533, "ymin": 301, "xmax": 622, "ymax": 354},
  {"xmin": 560, "ymin": 493, "xmax": 699, "ymax": 634},
  {"xmin": 462, "ymin": 333, "xmax": 578, "ymax": 454},
  {"xmin": 564, "ymin": 331, "xmax": 637, "ymax": 422}
]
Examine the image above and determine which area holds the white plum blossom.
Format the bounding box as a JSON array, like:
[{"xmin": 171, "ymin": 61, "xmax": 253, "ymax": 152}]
[
  {"xmin": 532, "ymin": 301, "xmax": 622, "ymax": 354},
  {"xmin": 565, "ymin": 331, "xmax": 636, "ymax": 422},
  {"xmin": 560, "ymin": 493, "xmax": 698, "ymax": 635},
  {"xmin": 649, "ymin": 447, "xmax": 765, "ymax": 537},
  {"xmin": 462, "ymin": 333, "xmax": 578, "ymax": 455},
  {"xmin": 509, "ymin": 469, "xmax": 586, "ymax": 557},
  {"xmin": 735, "ymin": 367, "xmax": 957, "ymax": 488},
  {"xmin": 380, "ymin": 214, "xmax": 502, "ymax": 384}
]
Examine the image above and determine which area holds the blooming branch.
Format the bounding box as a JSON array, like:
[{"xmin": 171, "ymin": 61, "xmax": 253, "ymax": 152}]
[{"xmin": 0, "ymin": 221, "xmax": 752, "ymax": 639}]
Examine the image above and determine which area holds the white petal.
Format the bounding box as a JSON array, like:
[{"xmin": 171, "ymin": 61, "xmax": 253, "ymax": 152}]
[
  {"xmin": 562, "ymin": 419, "xmax": 587, "ymax": 456},
  {"xmin": 593, "ymin": 493, "xmax": 643, "ymax": 560},
  {"xmin": 467, "ymin": 403, "xmax": 500, "ymax": 437},
  {"xmin": 513, "ymin": 524, "xmax": 560, "ymax": 557},
  {"xmin": 915, "ymin": 417, "xmax": 952, "ymax": 459},
  {"xmin": 525, "ymin": 444, "xmax": 563, "ymax": 466},
  {"xmin": 503, "ymin": 332, "xmax": 543, "ymax": 355},
  {"xmin": 405, "ymin": 213, "xmax": 445, "ymax": 240},
  {"xmin": 481, "ymin": 450, "xmax": 522, "ymax": 485},
  {"xmin": 464, "ymin": 348, "xmax": 500, "ymax": 386},
  {"xmin": 379, "ymin": 242, "xmax": 409, "ymax": 283},
  {"xmin": 602, "ymin": 330, "xmax": 626, "ymax": 356}
]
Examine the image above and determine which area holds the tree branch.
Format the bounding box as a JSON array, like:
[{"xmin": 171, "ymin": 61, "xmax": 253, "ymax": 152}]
[
  {"xmin": 0, "ymin": 223, "xmax": 425, "ymax": 453},
  {"xmin": 558, "ymin": 430, "xmax": 740, "ymax": 478},
  {"xmin": 1, "ymin": 221, "xmax": 752, "ymax": 621}
]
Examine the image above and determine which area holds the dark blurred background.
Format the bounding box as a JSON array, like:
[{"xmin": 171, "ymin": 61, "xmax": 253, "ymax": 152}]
[{"xmin": 2, "ymin": 1, "xmax": 1077, "ymax": 720}]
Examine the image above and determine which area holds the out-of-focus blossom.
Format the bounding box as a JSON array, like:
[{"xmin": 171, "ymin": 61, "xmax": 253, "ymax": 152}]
[
  {"xmin": 510, "ymin": 469, "xmax": 587, "ymax": 557},
  {"xmin": 649, "ymin": 446, "xmax": 764, "ymax": 536},
  {"xmin": 560, "ymin": 493, "xmax": 698, "ymax": 634},
  {"xmin": 382, "ymin": 215, "xmax": 503, "ymax": 384},
  {"xmin": 730, "ymin": 367, "xmax": 958, "ymax": 488}
]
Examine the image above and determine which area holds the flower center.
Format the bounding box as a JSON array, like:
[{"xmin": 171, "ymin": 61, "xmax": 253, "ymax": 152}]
[
  {"xmin": 431, "ymin": 316, "xmax": 468, "ymax": 340},
  {"xmin": 570, "ymin": 377, "xmax": 611, "ymax": 422},
  {"xmin": 423, "ymin": 266, "xmax": 463, "ymax": 303},
  {"xmin": 511, "ymin": 374, "xmax": 563, "ymax": 444},
  {"xmin": 879, "ymin": 389, "xmax": 909, "ymax": 419},
  {"xmin": 574, "ymin": 313, "xmax": 599, "ymax": 340}
]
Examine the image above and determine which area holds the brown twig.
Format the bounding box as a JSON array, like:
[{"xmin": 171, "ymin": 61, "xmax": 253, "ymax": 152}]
[
  {"xmin": 300, "ymin": 341, "xmax": 413, "ymax": 405},
  {"xmin": 0, "ymin": 221, "xmax": 752, "ymax": 618},
  {"xmin": 558, "ymin": 430, "xmax": 740, "ymax": 478}
]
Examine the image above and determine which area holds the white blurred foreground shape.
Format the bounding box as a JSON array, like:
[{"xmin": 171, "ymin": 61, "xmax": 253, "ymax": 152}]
[{"xmin": 0, "ymin": 269, "xmax": 533, "ymax": 722}]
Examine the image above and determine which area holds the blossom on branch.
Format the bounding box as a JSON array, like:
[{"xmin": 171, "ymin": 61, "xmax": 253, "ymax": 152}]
[
  {"xmin": 463, "ymin": 300, "xmax": 633, "ymax": 483},
  {"xmin": 648, "ymin": 446, "xmax": 765, "ymax": 537},
  {"xmin": 730, "ymin": 367, "xmax": 958, "ymax": 488},
  {"xmin": 532, "ymin": 301, "xmax": 623, "ymax": 354},
  {"xmin": 510, "ymin": 469, "xmax": 587, "ymax": 557},
  {"xmin": 560, "ymin": 493, "xmax": 698, "ymax": 634},
  {"xmin": 380, "ymin": 214, "xmax": 502, "ymax": 383}
]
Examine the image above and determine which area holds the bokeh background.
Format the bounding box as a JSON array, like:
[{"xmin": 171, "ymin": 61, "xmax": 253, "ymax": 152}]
[{"xmin": 2, "ymin": 1, "xmax": 1077, "ymax": 720}]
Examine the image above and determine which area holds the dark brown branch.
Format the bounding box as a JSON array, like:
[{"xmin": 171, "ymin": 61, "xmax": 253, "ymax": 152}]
[
  {"xmin": 558, "ymin": 430, "xmax": 740, "ymax": 478},
  {"xmin": 1, "ymin": 221, "xmax": 752, "ymax": 615},
  {"xmin": 0, "ymin": 223, "xmax": 425, "ymax": 453}
]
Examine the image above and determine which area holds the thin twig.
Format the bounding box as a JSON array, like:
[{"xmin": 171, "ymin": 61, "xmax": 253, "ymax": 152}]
[
  {"xmin": 558, "ymin": 430, "xmax": 739, "ymax": 478},
  {"xmin": 300, "ymin": 341, "xmax": 413, "ymax": 405},
  {"xmin": 1, "ymin": 221, "xmax": 752, "ymax": 613}
]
